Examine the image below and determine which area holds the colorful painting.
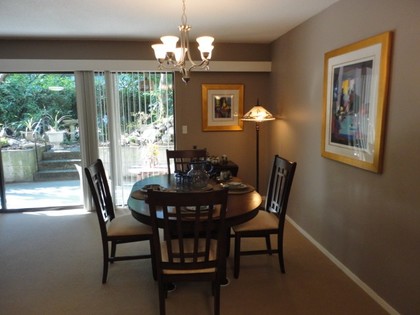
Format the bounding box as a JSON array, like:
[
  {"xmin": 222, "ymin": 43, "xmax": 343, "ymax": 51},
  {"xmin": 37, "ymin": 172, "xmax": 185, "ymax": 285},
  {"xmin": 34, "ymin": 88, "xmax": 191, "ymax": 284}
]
[
  {"xmin": 213, "ymin": 95, "xmax": 233, "ymax": 119},
  {"xmin": 202, "ymin": 84, "xmax": 244, "ymax": 131},
  {"xmin": 322, "ymin": 32, "xmax": 392, "ymax": 173}
]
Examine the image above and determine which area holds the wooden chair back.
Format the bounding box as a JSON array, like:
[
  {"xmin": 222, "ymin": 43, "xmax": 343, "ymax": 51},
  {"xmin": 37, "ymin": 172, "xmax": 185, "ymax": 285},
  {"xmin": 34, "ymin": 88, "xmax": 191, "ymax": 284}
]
[
  {"xmin": 265, "ymin": 154, "xmax": 297, "ymax": 221},
  {"xmin": 85, "ymin": 159, "xmax": 115, "ymax": 237},
  {"xmin": 147, "ymin": 189, "xmax": 229, "ymax": 275},
  {"xmin": 166, "ymin": 149, "xmax": 207, "ymax": 174}
]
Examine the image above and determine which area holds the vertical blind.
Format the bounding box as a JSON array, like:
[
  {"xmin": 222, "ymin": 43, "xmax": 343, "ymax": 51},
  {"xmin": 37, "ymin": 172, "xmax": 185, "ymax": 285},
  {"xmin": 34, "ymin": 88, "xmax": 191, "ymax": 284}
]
[{"xmin": 94, "ymin": 71, "xmax": 174, "ymax": 206}]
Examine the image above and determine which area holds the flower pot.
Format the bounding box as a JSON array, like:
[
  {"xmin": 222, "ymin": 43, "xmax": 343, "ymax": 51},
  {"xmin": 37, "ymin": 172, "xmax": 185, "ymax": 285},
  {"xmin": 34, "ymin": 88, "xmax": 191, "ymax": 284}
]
[
  {"xmin": 21, "ymin": 131, "xmax": 34, "ymax": 141},
  {"xmin": 46, "ymin": 130, "xmax": 65, "ymax": 149}
]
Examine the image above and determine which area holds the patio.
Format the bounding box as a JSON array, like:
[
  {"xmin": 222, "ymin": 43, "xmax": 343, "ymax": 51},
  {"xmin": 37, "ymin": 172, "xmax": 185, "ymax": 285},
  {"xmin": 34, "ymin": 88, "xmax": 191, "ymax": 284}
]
[{"xmin": 3, "ymin": 180, "xmax": 83, "ymax": 210}]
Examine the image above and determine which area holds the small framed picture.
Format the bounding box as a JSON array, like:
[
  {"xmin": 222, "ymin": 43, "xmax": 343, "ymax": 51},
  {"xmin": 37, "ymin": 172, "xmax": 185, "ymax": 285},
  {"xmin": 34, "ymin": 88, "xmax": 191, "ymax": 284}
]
[
  {"xmin": 322, "ymin": 32, "xmax": 392, "ymax": 173},
  {"xmin": 201, "ymin": 84, "xmax": 244, "ymax": 131}
]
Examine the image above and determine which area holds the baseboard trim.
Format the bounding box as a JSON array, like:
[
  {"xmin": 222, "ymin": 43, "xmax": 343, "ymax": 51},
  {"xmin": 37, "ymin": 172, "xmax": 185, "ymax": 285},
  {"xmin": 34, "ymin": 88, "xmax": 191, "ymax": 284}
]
[{"xmin": 286, "ymin": 216, "xmax": 399, "ymax": 315}]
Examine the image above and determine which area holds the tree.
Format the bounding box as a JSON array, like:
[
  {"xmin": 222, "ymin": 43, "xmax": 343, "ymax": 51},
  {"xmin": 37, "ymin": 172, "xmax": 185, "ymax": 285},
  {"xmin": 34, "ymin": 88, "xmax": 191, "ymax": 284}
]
[{"xmin": 0, "ymin": 73, "xmax": 77, "ymax": 131}]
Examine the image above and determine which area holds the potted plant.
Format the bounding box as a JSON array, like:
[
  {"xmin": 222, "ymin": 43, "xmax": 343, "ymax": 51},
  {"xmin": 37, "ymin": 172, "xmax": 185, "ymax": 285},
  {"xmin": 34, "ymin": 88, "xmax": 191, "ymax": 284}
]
[
  {"xmin": 45, "ymin": 112, "xmax": 71, "ymax": 149},
  {"xmin": 48, "ymin": 112, "xmax": 71, "ymax": 132},
  {"xmin": 20, "ymin": 115, "xmax": 36, "ymax": 141}
]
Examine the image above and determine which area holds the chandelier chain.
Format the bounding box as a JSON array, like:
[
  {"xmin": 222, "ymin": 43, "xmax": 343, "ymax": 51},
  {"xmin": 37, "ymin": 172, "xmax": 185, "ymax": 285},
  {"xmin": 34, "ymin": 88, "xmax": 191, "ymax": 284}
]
[{"xmin": 181, "ymin": 0, "xmax": 188, "ymax": 27}]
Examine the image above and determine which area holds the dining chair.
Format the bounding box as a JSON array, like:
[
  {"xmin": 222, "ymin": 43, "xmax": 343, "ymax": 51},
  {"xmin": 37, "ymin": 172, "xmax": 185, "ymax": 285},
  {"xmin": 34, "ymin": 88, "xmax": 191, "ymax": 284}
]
[
  {"xmin": 85, "ymin": 159, "xmax": 155, "ymax": 284},
  {"xmin": 232, "ymin": 155, "xmax": 297, "ymax": 278},
  {"xmin": 147, "ymin": 188, "xmax": 229, "ymax": 315},
  {"xmin": 166, "ymin": 149, "xmax": 207, "ymax": 174}
]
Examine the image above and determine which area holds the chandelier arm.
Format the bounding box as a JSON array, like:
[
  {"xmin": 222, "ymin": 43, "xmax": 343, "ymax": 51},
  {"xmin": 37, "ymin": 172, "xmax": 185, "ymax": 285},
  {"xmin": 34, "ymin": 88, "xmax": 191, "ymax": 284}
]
[
  {"xmin": 179, "ymin": 25, "xmax": 188, "ymax": 66},
  {"xmin": 187, "ymin": 59, "xmax": 209, "ymax": 72},
  {"xmin": 185, "ymin": 35, "xmax": 197, "ymax": 68}
]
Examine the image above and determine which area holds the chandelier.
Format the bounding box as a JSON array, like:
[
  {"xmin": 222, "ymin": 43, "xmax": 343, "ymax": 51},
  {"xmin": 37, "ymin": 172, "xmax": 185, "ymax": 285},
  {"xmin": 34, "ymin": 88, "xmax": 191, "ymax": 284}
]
[{"xmin": 151, "ymin": 0, "xmax": 214, "ymax": 83}]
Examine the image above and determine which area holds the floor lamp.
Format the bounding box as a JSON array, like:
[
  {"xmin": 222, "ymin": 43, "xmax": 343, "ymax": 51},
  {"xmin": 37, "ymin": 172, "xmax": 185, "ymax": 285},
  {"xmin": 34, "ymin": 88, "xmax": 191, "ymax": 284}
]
[{"xmin": 241, "ymin": 101, "xmax": 275, "ymax": 192}]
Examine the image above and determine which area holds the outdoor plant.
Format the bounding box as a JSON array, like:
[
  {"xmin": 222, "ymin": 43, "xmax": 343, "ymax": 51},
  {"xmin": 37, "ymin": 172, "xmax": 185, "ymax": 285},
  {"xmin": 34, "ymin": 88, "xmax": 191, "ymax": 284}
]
[
  {"xmin": 20, "ymin": 115, "xmax": 36, "ymax": 132},
  {"xmin": 0, "ymin": 137, "xmax": 8, "ymax": 148},
  {"xmin": 47, "ymin": 112, "xmax": 72, "ymax": 131},
  {"xmin": 146, "ymin": 143, "xmax": 159, "ymax": 166}
]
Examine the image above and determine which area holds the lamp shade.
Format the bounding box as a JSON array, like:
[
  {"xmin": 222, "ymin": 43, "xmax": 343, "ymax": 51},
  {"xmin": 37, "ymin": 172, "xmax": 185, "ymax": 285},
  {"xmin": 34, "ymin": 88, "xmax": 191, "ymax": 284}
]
[
  {"xmin": 160, "ymin": 36, "xmax": 179, "ymax": 52},
  {"xmin": 151, "ymin": 44, "xmax": 167, "ymax": 59},
  {"xmin": 241, "ymin": 105, "xmax": 275, "ymax": 122},
  {"xmin": 197, "ymin": 36, "xmax": 215, "ymax": 60}
]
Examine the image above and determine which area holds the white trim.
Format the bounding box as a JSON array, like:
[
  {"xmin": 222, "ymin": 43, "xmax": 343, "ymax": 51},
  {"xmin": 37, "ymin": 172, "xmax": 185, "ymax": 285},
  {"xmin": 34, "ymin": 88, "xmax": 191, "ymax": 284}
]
[
  {"xmin": 0, "ymin": 59, "xmax": 271, "ymax": 72},
  {"xmin": 286, "ymin": 216, "xmax": 400, "ymax": 315}
]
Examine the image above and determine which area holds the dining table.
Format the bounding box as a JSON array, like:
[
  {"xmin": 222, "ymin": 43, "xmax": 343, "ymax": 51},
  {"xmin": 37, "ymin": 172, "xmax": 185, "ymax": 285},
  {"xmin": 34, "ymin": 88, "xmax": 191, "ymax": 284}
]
[
  {"xmin": 127, "ymin": 174, "xmax": 262, "ymax": 285},
  {"xmin": 128, "ymin": 174, "xmax": 262, "ymax": 227}
]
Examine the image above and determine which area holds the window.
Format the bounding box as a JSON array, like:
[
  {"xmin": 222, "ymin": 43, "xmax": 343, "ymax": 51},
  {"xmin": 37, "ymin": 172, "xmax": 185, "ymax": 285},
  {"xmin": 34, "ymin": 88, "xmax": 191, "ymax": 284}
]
[{"xmin": 94, "ymin": 72, "xmax": 174, "ymax": 205}]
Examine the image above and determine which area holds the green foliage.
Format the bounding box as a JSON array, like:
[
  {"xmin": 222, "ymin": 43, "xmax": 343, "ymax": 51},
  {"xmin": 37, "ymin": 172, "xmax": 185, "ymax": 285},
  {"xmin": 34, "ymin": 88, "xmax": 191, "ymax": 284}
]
[
  {"xmin": 47, "ymin": 111, "xmax": 72, "ymax": 131},
  {"xmin": 0, "ymin": 72, "xmax": 174, "ymax": 148},
  {"xmin": 0, "ymin": 73, "xmax": 77, "ymax": 130},
  {"xmin": 17, "ymin": 114, "xmax": 36, "ymax": 131},
  {"xmin": 94, "ymin": 72, "xmax": 174, "ymax": 145},
  {"xmin": 115, "ymin": 72, "xmax": 174, "ymax": 133},
  {"xmin": 0, "ymin": 137, "xmax": 8, "ymax": 148}
]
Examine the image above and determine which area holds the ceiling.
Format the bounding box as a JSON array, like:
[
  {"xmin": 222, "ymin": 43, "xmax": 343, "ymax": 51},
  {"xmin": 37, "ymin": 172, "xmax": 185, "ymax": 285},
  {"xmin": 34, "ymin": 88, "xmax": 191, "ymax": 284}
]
[{"xmin": 0, "ymin": 0, "xmax": 339, "ymax": 44}]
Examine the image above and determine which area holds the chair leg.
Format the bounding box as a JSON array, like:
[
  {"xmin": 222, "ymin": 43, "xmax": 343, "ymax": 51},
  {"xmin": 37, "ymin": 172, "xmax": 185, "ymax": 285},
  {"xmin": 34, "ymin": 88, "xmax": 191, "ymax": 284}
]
[
  {"xmin": 102, "ymin": 242, "xmax": 109, "ymax": 284},
  {"xmin": 278, "ymin": 233, "xmax": 285, "ymax": 273},
  {"xmin": 234, "ymin": 234, "xmax": 241, "ymax": 279},
  {"xmin": 226, "ymin": 229, "xmax": 232, "ymax": 257},
  {"xmin": 149, "ymin": 239, "xmax": 157, "ymax": 281},
  {"xmin": 110, "ymin": 241, "xmax": 117, "ymax": 262},
  {"xmin": 158, "ymin": 281, "xmax": 166, "ymax": 315},
  {"xmin": 214, "ymin": 281, "xmax": 220, "ymax": 315},
  {"xmin": 265, "ymin": 235, "xmax": 273, "ymax": 255}
]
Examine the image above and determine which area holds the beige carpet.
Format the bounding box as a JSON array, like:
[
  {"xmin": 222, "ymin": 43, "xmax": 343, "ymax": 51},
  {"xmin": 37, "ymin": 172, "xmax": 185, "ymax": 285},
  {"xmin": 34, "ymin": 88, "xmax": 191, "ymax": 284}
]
[{"xmin": 0, "ymin": 209, "xmax": 388, "ymax": 315}]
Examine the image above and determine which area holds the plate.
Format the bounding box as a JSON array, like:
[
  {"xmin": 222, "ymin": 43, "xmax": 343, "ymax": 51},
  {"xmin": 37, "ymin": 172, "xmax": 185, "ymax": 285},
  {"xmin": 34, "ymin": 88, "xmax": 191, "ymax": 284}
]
[
  {"xmin": 216, "ymin": 176, "xmax": 232, "ymax": 182},
  {"xmin": 140, "ymin": 184, "xmax": 165, "ymax": 192},
  {"xmin": 223, "ymin": 182, "xmax": 248, "ymax": 190},
  {"xmin": 227, "ymin": 185, "xmax": 255, "ymax": 194}
]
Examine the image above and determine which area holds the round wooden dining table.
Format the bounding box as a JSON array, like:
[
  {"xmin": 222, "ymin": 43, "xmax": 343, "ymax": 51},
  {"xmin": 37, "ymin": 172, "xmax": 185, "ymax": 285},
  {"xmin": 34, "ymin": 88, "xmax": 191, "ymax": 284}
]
[{"xmin": 128, "ymin": 174, "xmax": 262, "ymax": 227}]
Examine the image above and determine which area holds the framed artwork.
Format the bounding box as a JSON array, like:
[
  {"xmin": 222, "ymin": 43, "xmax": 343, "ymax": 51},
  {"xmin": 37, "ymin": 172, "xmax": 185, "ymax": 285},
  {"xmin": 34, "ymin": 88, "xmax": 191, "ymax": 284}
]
[
  {"xmin": 322, "ymin": 32, "xmax": 392, "ymax": 173},
  {"xmin": 202, "ymin": 84, "xmax": 244, "ymax": 131}
]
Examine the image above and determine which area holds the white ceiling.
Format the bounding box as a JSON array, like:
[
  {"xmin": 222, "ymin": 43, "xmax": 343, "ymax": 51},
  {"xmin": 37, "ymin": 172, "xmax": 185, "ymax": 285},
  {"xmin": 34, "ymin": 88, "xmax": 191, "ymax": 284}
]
[{"xmin": 0, "ymin": 0, "xmax": 339, "ymax": 43}]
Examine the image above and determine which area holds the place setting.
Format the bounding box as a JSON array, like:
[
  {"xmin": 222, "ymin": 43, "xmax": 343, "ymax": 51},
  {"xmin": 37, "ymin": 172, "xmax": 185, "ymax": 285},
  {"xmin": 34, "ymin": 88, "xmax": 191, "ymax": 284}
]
[
  {"xmin": 214, "ymin": 172, "xmax": 252, "ymax": 194},
  {"xmin": 130, "ymin": 184, "xmax": 166, "ymax": 200},
  {"xmin": 220, "ymin": 181, "xmax": 255, "ymax": 194}
]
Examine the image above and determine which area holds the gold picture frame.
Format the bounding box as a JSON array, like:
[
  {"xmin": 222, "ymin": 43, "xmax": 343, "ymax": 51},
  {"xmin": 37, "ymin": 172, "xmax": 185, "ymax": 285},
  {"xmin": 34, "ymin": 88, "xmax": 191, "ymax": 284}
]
[
  {"xmin": 202, "ymin": 84, "xmax": 244, "ymax": 131},
  {"xmin": 322, "ymin": 32, "xmax": 392, "ymax": 173}
]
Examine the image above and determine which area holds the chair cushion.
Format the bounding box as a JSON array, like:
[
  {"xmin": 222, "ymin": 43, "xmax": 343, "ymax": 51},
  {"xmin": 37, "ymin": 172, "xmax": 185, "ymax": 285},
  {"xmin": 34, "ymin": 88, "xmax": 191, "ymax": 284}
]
[
  {"xmin": 233, "ymin": 210, "xmax": 279, "ymax": 232},
  {"xmin": 161, "ymin": 239, "xmax": 217, "ymax": 274},
  {"xmin": 107, "ymin": 214, "xmax": 152, "ymax": 237}
]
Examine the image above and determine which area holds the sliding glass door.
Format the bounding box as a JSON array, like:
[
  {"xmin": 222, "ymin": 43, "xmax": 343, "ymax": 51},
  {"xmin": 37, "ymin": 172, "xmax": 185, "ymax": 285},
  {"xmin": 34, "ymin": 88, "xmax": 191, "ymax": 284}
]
[
  {"xmin": 0, "ymin": 71, "xmax": 174, "ymax": 211},
  {"xmin": 0, "ymin": 73, "xmax": 82, "ymax": 211},
  {"xmin": 94, "ymin": 71, "xmax": 174, "ymax": 206}
]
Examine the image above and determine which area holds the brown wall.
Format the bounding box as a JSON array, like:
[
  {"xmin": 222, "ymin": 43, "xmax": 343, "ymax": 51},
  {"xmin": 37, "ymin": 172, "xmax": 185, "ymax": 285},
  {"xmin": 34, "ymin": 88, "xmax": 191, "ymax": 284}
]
[
  {"xmin": 0, "ymin": 40, "xmax": 271, "ymax": 61},
  {"xmin": 174, "ymin": 71, "xmax": 271, "ymax": 187},
  {"xmin": 269, "ymin": 0, "xmax": 420, "ymax": 313}
]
